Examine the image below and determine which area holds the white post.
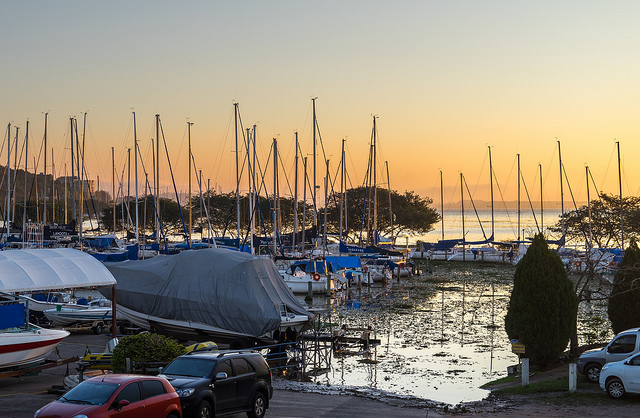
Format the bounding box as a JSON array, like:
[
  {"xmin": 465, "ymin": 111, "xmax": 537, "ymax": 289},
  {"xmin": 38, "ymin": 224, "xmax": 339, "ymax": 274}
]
[
  {"xmin": 569, "ymin": 363, "xmax": 577, "ymax": 392},
  {"xmin": 521, "ymin": 358, "xmax": 530, "ymax": 386}
]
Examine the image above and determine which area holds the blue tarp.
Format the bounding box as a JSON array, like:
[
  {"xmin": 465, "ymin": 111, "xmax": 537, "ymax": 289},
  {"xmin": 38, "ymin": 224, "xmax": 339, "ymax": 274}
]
[
  {"xmin": 340, "ymin": 241, "xmax": 378, "ymax": 254},
  {"xmin": 91, "ymin": 244, "xmax": 138, "ymax": 262},
  {"xmin": 325, "ymin": 256, "xmax": 362, "ymax": 269},
  {"xmin": 0, "ymin": 303, "xmax": 26, "ymax": 329}
]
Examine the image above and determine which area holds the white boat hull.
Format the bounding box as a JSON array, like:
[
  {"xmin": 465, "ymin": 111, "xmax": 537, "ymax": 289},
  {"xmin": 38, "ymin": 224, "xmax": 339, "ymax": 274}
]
[
  {"xmin": 44, "ymin": 307, "xmax": 112, "ymax": 327},
  {"xmin": 0, "ymin": 326, "xmax": 69, "ymax": 369}
]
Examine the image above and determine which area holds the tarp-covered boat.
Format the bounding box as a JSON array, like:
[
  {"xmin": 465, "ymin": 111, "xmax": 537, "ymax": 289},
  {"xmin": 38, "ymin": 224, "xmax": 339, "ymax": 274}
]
[{"xmin": 102, "ymin": 248, "xmax": 312, "ymax": 344}]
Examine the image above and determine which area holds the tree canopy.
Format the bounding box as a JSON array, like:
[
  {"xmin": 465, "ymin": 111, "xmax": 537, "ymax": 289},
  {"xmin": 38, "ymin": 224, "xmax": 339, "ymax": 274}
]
[
  {"xmin": 504, "ymin": 234, "xmax": 578, "ymax": 367},
  {"xmin": 608, "ymin": 239, "xmax": 640, "ymax": 334},
  {"xmin": 551, "ymin": 193, "xmax": 640, "ymax": 248}
]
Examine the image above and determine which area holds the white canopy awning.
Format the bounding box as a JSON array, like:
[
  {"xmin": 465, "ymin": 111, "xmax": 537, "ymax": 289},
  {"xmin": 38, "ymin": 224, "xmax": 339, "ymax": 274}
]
[{"xmin": 0, "ymin": 248, "xmax": 117, "ymax": 293}]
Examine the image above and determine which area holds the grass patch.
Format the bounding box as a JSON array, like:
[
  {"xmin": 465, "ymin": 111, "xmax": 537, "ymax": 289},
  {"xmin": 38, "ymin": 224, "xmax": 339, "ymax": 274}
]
[
  {"xmin": 480, "ymin": 374, "xmax": 518, "ymax": 388},
  {"xmin": 493, "ymin": 377, "xmax": 568, "ymax": 395}
]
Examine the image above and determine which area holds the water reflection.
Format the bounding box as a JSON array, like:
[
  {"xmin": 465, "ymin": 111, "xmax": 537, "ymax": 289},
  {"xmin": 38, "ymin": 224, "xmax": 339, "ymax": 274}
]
[{"xmin": 295, "ymin": 263, "xmax": 519, "ymax": 405}]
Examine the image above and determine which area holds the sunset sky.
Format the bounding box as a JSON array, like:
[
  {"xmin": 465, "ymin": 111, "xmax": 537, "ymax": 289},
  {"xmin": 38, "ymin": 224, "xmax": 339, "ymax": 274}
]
[{"xmin": 2, "ymin": 1, "xmax": 639, "ymax": 209}]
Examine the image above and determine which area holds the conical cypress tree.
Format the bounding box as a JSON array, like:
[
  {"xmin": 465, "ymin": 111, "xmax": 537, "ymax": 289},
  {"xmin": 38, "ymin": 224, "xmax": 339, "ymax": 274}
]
[
  {"xmin": 504, "ymin": 233, "xmax": 578, "ymax": 367},
  {"xmin": 608, "ymin": 239, "xmax": 640, "ymax": 334}
]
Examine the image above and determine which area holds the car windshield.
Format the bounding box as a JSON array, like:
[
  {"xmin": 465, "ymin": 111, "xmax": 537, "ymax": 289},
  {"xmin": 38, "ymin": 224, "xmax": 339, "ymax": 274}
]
[
  {"xmin": 60, "ymin": 381, "xmax": 119, "ymax": 405},
  {"xmin": 162, "ymin": 357, "xmax": 216, "ymax": 378}
]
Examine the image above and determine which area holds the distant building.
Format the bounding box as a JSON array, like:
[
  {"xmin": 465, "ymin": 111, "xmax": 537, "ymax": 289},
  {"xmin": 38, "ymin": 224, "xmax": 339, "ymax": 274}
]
[{"xmin": 56, "ymin": 176, "xmax": 95, "ymax": 194}]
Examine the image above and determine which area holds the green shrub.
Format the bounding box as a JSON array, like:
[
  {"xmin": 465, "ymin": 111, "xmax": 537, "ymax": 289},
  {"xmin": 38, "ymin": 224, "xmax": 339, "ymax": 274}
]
[
  {"xmin": 504, "ymin": 234, "xmax": 578, "ymax": 368},
  {"xmin": 111, "ymin": 332, "xmax": 186, "ymax": 374}
]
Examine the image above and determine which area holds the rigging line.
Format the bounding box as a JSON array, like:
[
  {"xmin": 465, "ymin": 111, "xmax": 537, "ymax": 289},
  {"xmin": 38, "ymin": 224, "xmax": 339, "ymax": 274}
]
[
  {"xmin": 86, "ymin": 116, "xmax": 107, "ymax": 184},
  {"xmin": 315, "ymin": 118, "xmax": 328, "ymax": 165},
  {"xmin": 209, "ymin": 108, "xmax": 234, "ymax": 190},
  {"xmin": 471, "ymin": 148, "xmax": 488, "ymax": 197},
  {"xmin": 498, "ymin": 156, "xmax": 518, "ymax": 237},
  {"xmin": 600, "ymin": 142, "xmax": 616, "ymax": 193},
  {"xmin": 190, "ymin": 152, "xmax": 217, "ymax": 245},
  {"xmin": 520, "ymin": 174, "xmax": 540, "ymax": 233},
  {"xmin": 159, "ymin": 118, "xmax": 190, "ymax": 246},
  {"xmin": 542, "ymin": 144, "xmax": 558, "ymax": 193},
  {"xmin": 135, "ymin": 140, "xmax": 169, "ymax": 248},
  {"xmin": 277, "ymin": 148, "xmax": 294, "ymax": 199},
  {"xmin": 491, "ymin": 164, "xmax": 516, "ymax": 238},
  {"xmin": 463, "ymin": 174, "xmax": 489, "ymax": 241},
  {"xmin": 588, "ymin": 168, "xmax": 601, "ymax": 198},
  {"xmin": 562, "ymin": 163, "xmax": 589, "ymax": 244}
]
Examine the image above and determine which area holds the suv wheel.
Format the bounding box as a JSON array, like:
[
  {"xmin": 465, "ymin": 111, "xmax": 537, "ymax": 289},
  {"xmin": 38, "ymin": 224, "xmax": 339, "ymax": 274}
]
[
  {"xmin": 585, "ymin": 363, "xmax": 601, "ymax": 383},
  {"xmin": 198, "ymin": 400, "xmax": 213, "ymax": 418},
  {"xmin": 606, "ymin": 378, "xmax": 625, "ymax": 399},
  {"xmin": 247, "ymin": 392, "xmax": 266, "ymax": 418}
]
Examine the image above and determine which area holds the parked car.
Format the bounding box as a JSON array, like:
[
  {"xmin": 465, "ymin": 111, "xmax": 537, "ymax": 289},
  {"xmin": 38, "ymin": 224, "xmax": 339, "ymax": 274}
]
[
  {"xmin": 34, "ymin": 374, "xmax": 181, "ymax": 417},
  {"xmin": 577, "ymin": 327, "xmax": 640, "ymax": 383},
  {"xmin": 599, "ymin": 352, "xmax": 640, "ymax": 398},
  {"xmin": 159, "ymin": 349, "xmax": 273, "ymax": 418}
]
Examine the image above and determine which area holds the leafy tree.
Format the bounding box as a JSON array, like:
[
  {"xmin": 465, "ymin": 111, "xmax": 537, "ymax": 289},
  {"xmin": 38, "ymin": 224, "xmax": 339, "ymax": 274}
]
[
  {"xmin": 101, "ymin": 196, "xmax": 186, "ymax": 236},
  {"xmin": 324, "ymin": 186, "xmax": 440, "ymax": 242},
  {"xmin": 551, "ymin": 193, "xmax": 640, "ymax": 248},
  {"xmin": 505, "ymin": 234, "xmax": 578, "ymax": 368},
  {"xmin": 111, "ymin": 333, "xmax": 185, "ymax": 374},
  {"xmin": 608, "ymin": 239, "xmax": 640, "ymax": 334}
]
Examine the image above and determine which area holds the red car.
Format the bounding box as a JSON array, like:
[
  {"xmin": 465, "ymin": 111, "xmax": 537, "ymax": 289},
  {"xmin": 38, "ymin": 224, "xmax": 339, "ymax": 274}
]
[{"xmin": 34, "ymin": 374, "xmax": 182, "ymax": 418}]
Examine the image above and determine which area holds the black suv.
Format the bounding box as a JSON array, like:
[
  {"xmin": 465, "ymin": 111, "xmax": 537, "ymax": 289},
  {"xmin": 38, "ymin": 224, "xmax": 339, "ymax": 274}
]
[{"xmin": 159, "ymin": 349, "xmax": 273, "ymax": 418}]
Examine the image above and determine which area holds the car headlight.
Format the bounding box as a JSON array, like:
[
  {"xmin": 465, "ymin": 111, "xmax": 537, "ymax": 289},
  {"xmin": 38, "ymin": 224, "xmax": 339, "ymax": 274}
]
[
  {"xmin": 72, "ymin": 415, "xmax": 89, "ymax": 418},
  {"xmin": 176, "ymin": 388, "xmax": 196, "ymax": 398},
  {"xmin": 34, "ymin": 410, "xmax": 40, "ymax": 417}
]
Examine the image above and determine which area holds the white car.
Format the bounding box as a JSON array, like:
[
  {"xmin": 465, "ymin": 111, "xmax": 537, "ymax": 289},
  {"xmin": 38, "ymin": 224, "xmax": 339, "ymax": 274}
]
[{"xmin": 599, "ymin": 352, "xmax": 640, "ymax": 398}]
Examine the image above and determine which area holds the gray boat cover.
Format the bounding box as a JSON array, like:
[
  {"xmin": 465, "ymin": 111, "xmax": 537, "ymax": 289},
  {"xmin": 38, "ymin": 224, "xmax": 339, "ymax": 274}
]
[{"xmin": 103, "ymin": 248, "xmax": 310, "ymax": 338}]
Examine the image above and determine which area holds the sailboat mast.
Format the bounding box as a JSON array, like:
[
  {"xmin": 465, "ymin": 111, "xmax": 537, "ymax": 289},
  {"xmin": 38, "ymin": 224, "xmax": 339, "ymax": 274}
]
[
  {"xmin": 51, "ymin": 149, "xmax": 55, "ymax": 223},
  {"xmin": 245, "ymin": 127, "xmax": 252, "ymax": 253},
  {"xmin": 539, "ymin": 163, "xmax": 543, "ymax": 233},
  {"xmin": 617, "ymin": 141, "xmax": 623, "ymax": 248},
  {"xmin": 5, "ymin": 123, "xmax": 10, "ymax": 239},
  {"xmin": 251, "ymin": 125, "xmax": 256, "ymax": 253},
  {"xmin": 4, "ymin": 124, "xmax": 11, "ymax": 240},
  {"xmin": 133, "ymin": 112, "xmax": 140, "ymax": 244},
  {"xmin": 234, "ymin": 103, "xmax": 240, "ymax": 245},
  {"xmin": 489, "ymin": 146, "xmax": 494, "ymax": 240},
  {"xmin": 133, "ymin": 112, "xmax": 139, "ymax": 244},
  {"xmin": 23, "ymin": 121, "xmax": 29, "ymax": 242},
  {"xmin": 302, "ymin": 157, "xmax": 307, "ymax": 252},
  {"xmin": 70, "ymin": 118, "xmax": 75, "ymax": 222},
  {"xmin": 272, "ymin": 138, "xmax": 278, "ymax": 255},
  {"xmin": 461, "ymin": 172, "xmax": 465, "ymax": 261},
  {"xmin": 312, "ymin": 97, "xmax": 317, "ymax": 232},
  {"xmin": 324, "ymin": 159, "xmax": 329, "ymax": 252},
  {"xmin": 293, "ymin": 132, "xmax": 299, "ymax": 252},
  {"xmin": 43, "ymin": 113, "xmax": 47, "ymax": 226},
  {"xmin": 79, "ymin": 112, "xmax": 86, "ymax": 248},
  {"xmin": 12, "ymin": 127, "xmax": 18, "ymax": 225},
  {"xmin": 517, "ymin": 154, "xmax": 520, "ymax": 241},
  {"xmin": 339, "ymin": 138, "xmax": 344, "ymax": 244},
  {"xmin": 440, "ymin": 170, "xmax": 444, "ymax": 241},
  {"xmin": 385, "ymin": 161, "xmax": 393, "ymax": 244},
  {"xmin": 111, "ymin": 147, "xmax": 115, "ymax": 235},
  {"xmin": 586, "ymin": 165, "xmax": 592, "ymax": 250},
  {"xmin": 188, "ymin": 121, "xmax": 193, "ymax": 246},
  {"xmin": 11, "ymin": 127, "xmax": 18, "ymax": 226},
  {"xmin": 372, "ymin": 115, "xmax": 378, "ymax": 240},
  {"xmin": 155, "ymin": 115, "xmax": 160, "ymax": 245},
  {"xmin": 558, "ymin": 140, "xmax": 564, "ymax": 241}
]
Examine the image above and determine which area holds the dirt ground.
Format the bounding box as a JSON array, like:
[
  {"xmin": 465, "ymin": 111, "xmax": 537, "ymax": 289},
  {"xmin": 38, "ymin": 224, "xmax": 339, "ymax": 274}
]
[{"xmin": 449, "ymin": 365, "xmax": 640, "ymax": 417}]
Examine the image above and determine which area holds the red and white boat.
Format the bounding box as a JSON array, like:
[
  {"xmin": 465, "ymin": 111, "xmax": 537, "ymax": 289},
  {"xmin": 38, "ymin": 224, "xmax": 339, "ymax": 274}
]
[{"xmin": 0, "ymin": 324, "xmax": 70, "ymax": 369}]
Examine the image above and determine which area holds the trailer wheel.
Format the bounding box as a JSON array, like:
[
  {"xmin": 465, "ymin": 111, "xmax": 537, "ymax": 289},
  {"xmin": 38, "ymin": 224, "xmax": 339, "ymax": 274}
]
[{"xmin": 93, "ymin": 323, "xmax": 104, "ymax": 335}]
